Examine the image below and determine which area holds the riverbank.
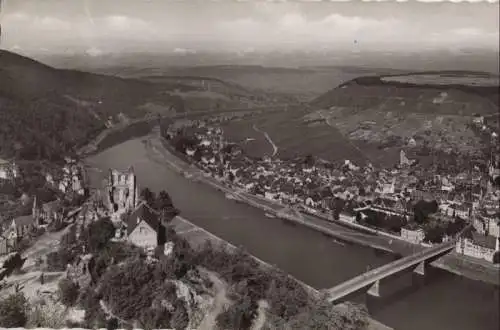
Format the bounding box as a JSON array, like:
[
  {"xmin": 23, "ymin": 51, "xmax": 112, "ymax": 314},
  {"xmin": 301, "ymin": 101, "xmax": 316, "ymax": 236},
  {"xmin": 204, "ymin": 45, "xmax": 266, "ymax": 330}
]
[{"xmin": 150, "ymin": 132, "xmax": 499, "ymax": 287}]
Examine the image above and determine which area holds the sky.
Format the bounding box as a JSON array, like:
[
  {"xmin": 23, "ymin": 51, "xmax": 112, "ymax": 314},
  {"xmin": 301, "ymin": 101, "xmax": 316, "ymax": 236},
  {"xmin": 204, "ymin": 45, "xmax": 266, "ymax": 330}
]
[{"xmin": 0, "ymin": 0, "xmax": 499, "ymax": 54}]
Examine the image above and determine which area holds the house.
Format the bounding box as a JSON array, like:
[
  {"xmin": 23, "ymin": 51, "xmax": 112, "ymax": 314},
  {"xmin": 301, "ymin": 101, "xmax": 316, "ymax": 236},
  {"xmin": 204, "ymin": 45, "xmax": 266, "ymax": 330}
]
[
  {"xmin": 456, "ymin": 231, "xmax": 499, "ymax": 263},
  {"xmin": 474, "ymin": 214, "xmax": 500, "ymax": 238},
  {"xmin": 32, "ymin": 197, "xmax": 64, "ymax": 226},
  {"xmin": 125, "ymin": 202, "xmax": 167, "ymax": 250},
  {"xmin": 401, "ymin": 227, "xmax": 425, "ymax": 244},
  {"xmin": 6, "ymin": 215, "xmax": 36, "ymax": 241},
  {"xmin": 472, "ymin": 115, "xmax": 484, "ymax": 126},
  {"xmin": 0, "ymin": 159, "xmax": 19, "ymax": 180}
]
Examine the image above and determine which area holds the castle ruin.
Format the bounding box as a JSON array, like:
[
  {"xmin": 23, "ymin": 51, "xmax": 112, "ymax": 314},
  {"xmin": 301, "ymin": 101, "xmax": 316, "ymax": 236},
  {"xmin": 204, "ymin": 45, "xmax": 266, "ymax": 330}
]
[{"xmin": 107, "ymin": 167, "xmax": 139, "ymax": 222}]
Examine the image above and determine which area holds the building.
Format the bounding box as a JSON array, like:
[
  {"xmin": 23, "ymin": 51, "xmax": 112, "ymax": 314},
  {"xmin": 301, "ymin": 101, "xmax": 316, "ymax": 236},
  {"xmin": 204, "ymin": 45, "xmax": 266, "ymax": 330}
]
[
  {"xmin": 125, "ymin": 202, "xmax": 167, "ymax": 250},
  {"xmin": 5, "ymin": 215, "xmax": 35, "ymax": 241},
  {"xmin": 456, "ymin": 232, "xmax": 499, "ymax": 263},
  {"xmin": 0, "ymin": 159, "xmax": 19, "ymax": 180},
  {"xmin": 472, "ymin": 115, "xmax": 484, "ymax": 126},
  {"xmin": 401, "ymin": 227, "xmax": 425, "ymax": 244},
  {"xmin": 473, "ymin": 214, "xmax": 500, "ymax": 238},
  {"xmin": 32, "ymin": 197, "xmax": 64, "ymax": 226},
  {"xmin": 371, "ymin": 196, "xmax": 413, "ymax": 219},
  {"xmin": 107, "ymin": 167, "xmax": 139, "ymax": 222}
]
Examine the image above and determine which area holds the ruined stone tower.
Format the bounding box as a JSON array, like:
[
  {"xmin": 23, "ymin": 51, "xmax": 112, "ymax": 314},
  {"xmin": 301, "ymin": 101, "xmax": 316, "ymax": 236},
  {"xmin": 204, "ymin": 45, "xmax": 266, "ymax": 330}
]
[{"xmin": 107, "ymin": 167, "xmax": 139, "ymax": 221}]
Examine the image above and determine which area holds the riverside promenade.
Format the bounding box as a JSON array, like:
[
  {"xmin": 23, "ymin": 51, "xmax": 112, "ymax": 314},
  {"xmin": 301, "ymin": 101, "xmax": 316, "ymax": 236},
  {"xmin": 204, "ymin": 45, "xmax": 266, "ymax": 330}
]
[{"xmin": 147, "ymin": 129, "xmax": 499, "ymax": 287}]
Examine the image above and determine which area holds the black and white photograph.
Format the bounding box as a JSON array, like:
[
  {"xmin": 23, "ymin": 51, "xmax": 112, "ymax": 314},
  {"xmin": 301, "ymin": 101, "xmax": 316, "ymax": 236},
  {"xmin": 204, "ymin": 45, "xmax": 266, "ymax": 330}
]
[{"xmin": 0, "ymin": 0, "xmax": 498, "ymax": 329}]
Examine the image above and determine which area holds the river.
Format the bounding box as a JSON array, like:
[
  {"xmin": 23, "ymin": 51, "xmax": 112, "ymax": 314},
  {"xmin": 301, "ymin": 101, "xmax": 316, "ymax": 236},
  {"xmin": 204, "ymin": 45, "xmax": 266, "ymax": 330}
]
[{"xmin": 86, "ymin": 137, "xmax": 499, "ymax": 330}]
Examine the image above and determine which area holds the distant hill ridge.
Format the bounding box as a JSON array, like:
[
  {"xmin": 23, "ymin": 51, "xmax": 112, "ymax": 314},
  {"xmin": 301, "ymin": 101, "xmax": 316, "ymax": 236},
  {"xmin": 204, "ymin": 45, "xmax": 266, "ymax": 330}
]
[{"xmin": 312, "ymin": 70, "xmax": 500, "ymax": 111}]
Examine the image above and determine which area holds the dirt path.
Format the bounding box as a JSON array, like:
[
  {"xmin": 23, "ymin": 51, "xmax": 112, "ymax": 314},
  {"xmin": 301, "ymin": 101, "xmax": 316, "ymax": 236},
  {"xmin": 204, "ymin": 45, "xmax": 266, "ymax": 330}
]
[
  {"xmin": 250, "ymin": 300, "xmax": 269, "ymax": 330},
  {"xmin": 198, "ymin": 270, "xmax": 230, "ymax": 330},
  {"xmin": 253, "ymin": 124, "xmax": 278, "ymax": 157}
]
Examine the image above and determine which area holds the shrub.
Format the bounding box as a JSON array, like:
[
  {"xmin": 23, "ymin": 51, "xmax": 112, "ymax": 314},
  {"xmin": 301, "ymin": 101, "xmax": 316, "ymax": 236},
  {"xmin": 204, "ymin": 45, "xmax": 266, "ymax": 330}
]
[
  {"xmin": 138, "ymin": 308, "xmax": 172, "ymax": 330},
  {"xmin": 26, "ymin": 301, "xmax": 67, "ymax": 328},
  {"xmin": 216, "ymin": 295, "xmax": 257, "ymax": 330},
  {"xmin": 58, "ymin": 278, "xmax": 80, "ymax": 306},
  {"xmin": 79, "ymin": 286, "xmax": 106, "ymax": 329},
  {"xmin": 0, "ymin": 292, "xmax": 29, "ymax": 327}
]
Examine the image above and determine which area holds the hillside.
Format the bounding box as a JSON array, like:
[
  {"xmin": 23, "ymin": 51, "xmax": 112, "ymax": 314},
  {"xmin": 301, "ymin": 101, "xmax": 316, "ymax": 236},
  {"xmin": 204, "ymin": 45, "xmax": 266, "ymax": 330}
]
[
  {"xmin": 306, "ymin": 71, "xmax": 499, "ymax": 165},
  {"xmin": 0, "ymin": 50, "xmax": 177, "ymax": 161},
  {"xmin": 216, "ymin": 71, "xmax": 499, "ymax": 168}
]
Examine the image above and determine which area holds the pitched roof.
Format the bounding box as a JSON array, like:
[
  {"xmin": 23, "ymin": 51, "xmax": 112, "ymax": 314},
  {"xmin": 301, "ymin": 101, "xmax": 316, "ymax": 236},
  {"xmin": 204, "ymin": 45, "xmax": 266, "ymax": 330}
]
[
  {"xmin": 13, "ymin": 215, "xmax": 35, "ymax": 228},
  {"xmin": 42, "ymin": 199, "xmax": 62, "ymax": 213},
  {"xmin": 125, "ymin": 202, "xmax": 161, "ymax": 235},
  {"xmin": 471, "ymin": 231, "xmax": 497, "ymax": 250}
]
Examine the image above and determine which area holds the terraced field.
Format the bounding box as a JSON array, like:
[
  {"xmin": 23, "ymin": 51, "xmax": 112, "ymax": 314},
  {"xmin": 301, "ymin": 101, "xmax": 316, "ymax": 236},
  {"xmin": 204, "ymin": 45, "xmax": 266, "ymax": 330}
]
[{"xmin": 221, "ymin": 109, "xmax": 369, "ymax": 165}]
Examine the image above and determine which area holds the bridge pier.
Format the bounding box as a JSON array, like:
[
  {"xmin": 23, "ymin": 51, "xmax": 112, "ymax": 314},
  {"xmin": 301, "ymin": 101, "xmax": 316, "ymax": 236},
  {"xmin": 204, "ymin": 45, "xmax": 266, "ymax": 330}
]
[
  {"xmin": 367, "ymin": 280, "xmax": 380, "ymax": 297},
  {"xmin": 414, "ymin": 261, "xmax": 426, "ymax": 276}
]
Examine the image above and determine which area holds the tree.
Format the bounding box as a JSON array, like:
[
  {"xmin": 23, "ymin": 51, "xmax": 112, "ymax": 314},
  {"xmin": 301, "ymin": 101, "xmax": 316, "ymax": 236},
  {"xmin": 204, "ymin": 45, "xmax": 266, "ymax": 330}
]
[
  {"xmin": 0, "ymin": 292, "xmax": 29, "ymax": 327},
  {"xmin": 304, "ymin": 154, "xmax": 315, "ymax": 167},
  {"xmin": 140, "ymin": 188, "xmax": 156, "ymax": 207},
  {"xmin": 193, "ymin": 148, "xmax": 203, "ymax": 162},
  {"xmin": 287, "ymin": 299, "xmax": 369, "ymax": 330},
  {"xmin": 170, "ymin": 299, "xmax": 189, "ymax": 330},
  {"xmin": 46, "ymin": 249, "xmax": 76, "ymax": 272},
  {"xmin": 493, "ymin": 251, "xmax": 500, "ymax": 264},
  {"xmin": 424, "ymin": 225, "xmax": 445, "ymax": 244},
  {"xmin": 155, "ymin": 190, "xmax": 179, "ymax": 223},
  {"xmin": 60, "ymin": 224, "xmax": 77, "ymax": 249},
  {"xmin": 265, "ymin": 272, "xmax": 310, "ymax": 321},
  {"xmin": 82, "ymin": 217, "xmax": 116, "ymax": 253},
  {"xmin": 58, "ymin": 278, "xmax": 80, "ymax": 306},
  {"xmin": 385, "ymin": 215, "xmax": 405, "ymax": 233}
]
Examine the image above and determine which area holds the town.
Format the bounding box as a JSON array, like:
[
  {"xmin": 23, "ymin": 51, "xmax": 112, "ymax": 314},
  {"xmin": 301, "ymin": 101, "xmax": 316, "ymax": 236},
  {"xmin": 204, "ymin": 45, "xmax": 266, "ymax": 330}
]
[
  {"xmin": 163, "ymin": 117, "xmax": 500, "ymax": 265},
  {"xmin": 0, "ymin": 157, "xmax": 374, "ymax": 329}
]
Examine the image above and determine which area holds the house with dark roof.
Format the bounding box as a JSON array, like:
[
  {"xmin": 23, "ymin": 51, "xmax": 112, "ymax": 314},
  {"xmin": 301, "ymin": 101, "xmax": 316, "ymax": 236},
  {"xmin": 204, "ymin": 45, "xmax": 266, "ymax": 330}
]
[
  {"xmin": 125, "ymin": 202, "xmax": 167, "ymax": 250},
  {"xmin": 6, "ymin": 215, "xmax": 35, "ymax": 241}
]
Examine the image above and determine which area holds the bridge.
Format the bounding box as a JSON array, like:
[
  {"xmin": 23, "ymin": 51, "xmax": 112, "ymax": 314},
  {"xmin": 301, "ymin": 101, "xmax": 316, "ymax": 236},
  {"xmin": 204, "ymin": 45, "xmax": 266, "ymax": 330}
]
[{"xmin": 326, "ymin": 235, "xmax": 464, "ymax": 303}]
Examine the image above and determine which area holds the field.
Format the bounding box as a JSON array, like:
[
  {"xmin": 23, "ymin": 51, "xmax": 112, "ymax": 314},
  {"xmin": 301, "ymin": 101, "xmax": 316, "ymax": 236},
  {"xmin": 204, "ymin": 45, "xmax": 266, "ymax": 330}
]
[
  {"xmin": 381, "ymin": 73, "xmax": 500, "ymax": 87},
  {"xmin": 220, "ymin": 109, "xmax": 370, "ymax": 165}
]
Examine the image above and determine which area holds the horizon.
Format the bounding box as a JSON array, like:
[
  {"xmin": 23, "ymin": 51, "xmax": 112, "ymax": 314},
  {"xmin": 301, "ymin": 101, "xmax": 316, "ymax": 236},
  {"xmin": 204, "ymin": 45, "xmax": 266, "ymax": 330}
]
[{"xmin": 0, "ymin": 0, "xmax": 499, "ymax": 56}]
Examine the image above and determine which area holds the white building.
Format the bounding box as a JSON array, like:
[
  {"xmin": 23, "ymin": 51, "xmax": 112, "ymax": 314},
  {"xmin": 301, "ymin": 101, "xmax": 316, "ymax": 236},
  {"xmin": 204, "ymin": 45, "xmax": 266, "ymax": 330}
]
[
  {"xmin": 125, "ymin": 202, "xmax": 167, "ymax": 251},
  {"xmin": 0, "ymin": 159, "xmax": 19, "ymax": 180},
  {"xmin": 401, "ymin": 227, "xmax": 425, "ymax": 244},
  {"xmin": 456, "ymin": 232, "xmax": 499, "ymax": 263}
]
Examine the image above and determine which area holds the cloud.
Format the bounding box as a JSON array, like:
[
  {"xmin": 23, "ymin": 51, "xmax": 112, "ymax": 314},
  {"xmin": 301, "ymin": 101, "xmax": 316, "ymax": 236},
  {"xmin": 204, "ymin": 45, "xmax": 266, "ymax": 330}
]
[
  {"xmin": 103, "ymin": 15, "xmax": 155, "ymax": 34},
  {"xmin": 1, "ymin": 2, "xmax": 498, "ymax": 53},
  {"xmin": 1, "ymin": 11, "xmax": 159, "ymax": 50},
  {"xmin": 214, "ymin": 9, "xmax": 498, "ymax": 51}
]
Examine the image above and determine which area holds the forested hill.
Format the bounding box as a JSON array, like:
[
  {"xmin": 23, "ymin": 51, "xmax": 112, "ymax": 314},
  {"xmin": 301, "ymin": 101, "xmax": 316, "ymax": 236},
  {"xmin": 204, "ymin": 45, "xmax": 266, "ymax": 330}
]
[{"xmin": 0, "ymin": 50, "xmax": 176, "ymax": 161}]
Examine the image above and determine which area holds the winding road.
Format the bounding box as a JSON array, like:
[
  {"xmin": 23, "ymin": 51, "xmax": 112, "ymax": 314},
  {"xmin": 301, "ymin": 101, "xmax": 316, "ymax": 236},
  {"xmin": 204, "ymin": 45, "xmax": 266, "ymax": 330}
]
[{"xmin": 253, "ymin": 124, "xmax": 279, "ymax": 157}]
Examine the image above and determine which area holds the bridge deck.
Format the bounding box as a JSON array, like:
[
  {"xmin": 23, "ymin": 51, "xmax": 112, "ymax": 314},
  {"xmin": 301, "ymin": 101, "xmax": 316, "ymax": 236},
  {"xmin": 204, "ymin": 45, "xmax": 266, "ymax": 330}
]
[{"xmin": 326, "ymin": 240, "xmax": 456, "ymax": 302}]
